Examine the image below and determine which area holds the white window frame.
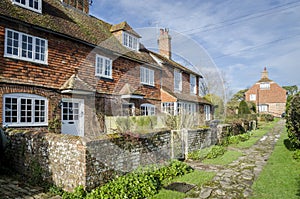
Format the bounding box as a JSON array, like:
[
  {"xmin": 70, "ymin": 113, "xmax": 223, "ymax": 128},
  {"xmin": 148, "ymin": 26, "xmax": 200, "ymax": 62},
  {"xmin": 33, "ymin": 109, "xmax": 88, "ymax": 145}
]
[
  {"xmin": 95, "ymin": 54, "xmax": 113, "ymax": 79},
  {"xmin": 122, "ymin": 31, "xmax": 139, "ymax": 51},
  {"xmin": 162, "ymin": 102, "xmax": 175, "ymax": 115},
  {"xmin": 140, "ymin": 103, "xmax": 155, "ymax": 116},
  {"xmin": 140, "ymin": 66, "xmax": 154, "ymax": 86},
  {"xmin": 258, "ymin": 104, "xmax": 268, "ymax": 112},
  {"xmin": 204, "ymin": 105, "xmax": 211, "ymax": 121},
  {"xmin": 190, "ymin": 74, "xmax": 197, "ymax": 94},
  {"xmin": 11, "ymin": 0, "xmax": 42, "ymax": 13},
  {"xmin": 3, "ymin": 93, "xmax": 48, "ymax": 127},
  {"xmin": 4, "ymin": 28, "xmax": 48, "ymax": 64},
  {"xmin": 260, "ymin": 82, "xmax": 270, "ymax": 89},
  {"xmin": 174, "ymin": 69, "xmax": 182, "ymax": 92},
  {"xmin": 250, "ymin": 94, "xmax": 256, "ymax": 101}
]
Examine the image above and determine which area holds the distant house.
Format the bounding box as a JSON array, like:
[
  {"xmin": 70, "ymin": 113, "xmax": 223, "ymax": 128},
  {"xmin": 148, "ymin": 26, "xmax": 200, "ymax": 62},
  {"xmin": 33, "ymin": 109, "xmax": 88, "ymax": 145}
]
[
  {"xmin": 245, "ymin": 67, "xmax": 286, "ymax": 117},
  {"xmin": 0, "ymin": 0, "xmax": 212, "ymax": 136}
]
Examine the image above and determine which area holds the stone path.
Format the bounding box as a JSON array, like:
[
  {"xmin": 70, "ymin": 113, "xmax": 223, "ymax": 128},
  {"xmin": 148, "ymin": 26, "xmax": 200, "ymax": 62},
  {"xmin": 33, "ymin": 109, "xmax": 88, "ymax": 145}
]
[
  {"xmin": 0, "ymin": 175, "xmax": 61, "ymax": 199},
  {"xmin": 186, "ymin": 120, "xmax": 285, "ymax": 199}
]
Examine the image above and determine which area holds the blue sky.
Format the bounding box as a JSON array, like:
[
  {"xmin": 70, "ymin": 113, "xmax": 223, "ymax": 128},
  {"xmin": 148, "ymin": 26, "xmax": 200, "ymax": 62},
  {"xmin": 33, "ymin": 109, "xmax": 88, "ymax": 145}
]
[{"xmin": 90, "ymin": 0, "xmax": 300, "ymax": 97}]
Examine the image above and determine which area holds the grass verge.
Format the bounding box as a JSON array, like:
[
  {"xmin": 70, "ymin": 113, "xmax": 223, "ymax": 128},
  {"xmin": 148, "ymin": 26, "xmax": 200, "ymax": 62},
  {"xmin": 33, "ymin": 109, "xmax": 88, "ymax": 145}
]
[
  {"xmin": 233, "ymin": 120, "xmax": 278, "ymax": 149},
  {"xmin": 202, "ymin": 150, "xmax": 243, "ymax": 165},
  {"xmin": 151, "ymin": 170, "xmax": 215, "ymax": 199},
  {"xmin": 251, "ymin": 128, "xmax": 300, "ymax": 199}
]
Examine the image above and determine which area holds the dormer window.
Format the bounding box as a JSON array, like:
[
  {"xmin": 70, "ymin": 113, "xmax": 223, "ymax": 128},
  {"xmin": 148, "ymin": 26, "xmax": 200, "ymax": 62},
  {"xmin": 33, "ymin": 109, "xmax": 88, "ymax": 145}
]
[
  {"xmin": 260, "ymin": 82, "xmax": 270, "ymax": 89},
  {"xmin": 122, "ymin": 32, "xmax": 139, "ymax": 51},
  {"xmin": 11, "ymin": 0, "xmax": 42, "ymax": 13}
]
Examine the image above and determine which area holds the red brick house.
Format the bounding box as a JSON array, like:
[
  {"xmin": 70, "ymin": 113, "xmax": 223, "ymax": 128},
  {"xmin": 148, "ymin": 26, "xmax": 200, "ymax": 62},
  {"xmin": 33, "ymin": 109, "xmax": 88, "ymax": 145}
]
[
  {"xmin": 245, "ymin": 67, "xmax": 286, "ymax": 117},
  {"xmin": 150, "ymin": 29, "xmax": 212, "ymax": 123},
  {"xmin": 0, "ymin": 0, "xmax": 211, "ymax": 136}
]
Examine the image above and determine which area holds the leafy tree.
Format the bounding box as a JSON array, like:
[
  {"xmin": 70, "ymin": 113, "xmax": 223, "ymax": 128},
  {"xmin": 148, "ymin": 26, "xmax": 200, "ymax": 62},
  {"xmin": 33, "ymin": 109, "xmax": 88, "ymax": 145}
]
[
  {"xmin": 283, "ymin": 85, "xmax": 298, "ymax": 96},
  {"xmin": 204, "ymin": 94, "xmax": 225, "ymax": 119},
  {"xmin": 231, "ymin": 89, "xmax": 248, "ymax": 102},
  {"xmin": 238, "ymin": 100, "xmax": 251, "ymax": 115},
  {"xmin": 226, "ymin": 89, "xmax": 249, "ymax": 116}
]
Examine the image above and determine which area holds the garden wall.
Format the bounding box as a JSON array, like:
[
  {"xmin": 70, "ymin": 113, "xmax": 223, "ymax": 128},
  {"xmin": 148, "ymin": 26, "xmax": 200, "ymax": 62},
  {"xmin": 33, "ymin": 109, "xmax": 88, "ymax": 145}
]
[{"xmin": 3, "ymin": 120, "xmax": 251, "ymax": 191}]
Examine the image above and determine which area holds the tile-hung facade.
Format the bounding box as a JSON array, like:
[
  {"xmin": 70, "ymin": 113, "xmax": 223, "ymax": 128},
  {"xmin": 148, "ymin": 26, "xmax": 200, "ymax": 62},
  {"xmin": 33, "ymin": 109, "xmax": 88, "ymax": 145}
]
[
  {"xmin": 0, "ymin": 0, "xmax": 212, "ymax": 136},
  {"xmin": 245, "ymin": 67, "xmax": 286, "ymax": 117}
]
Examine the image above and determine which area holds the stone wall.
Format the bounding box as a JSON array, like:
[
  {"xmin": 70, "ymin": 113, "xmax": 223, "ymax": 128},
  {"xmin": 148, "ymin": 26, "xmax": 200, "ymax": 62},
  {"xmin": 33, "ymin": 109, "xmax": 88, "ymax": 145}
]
[
  {"xmin": 4, "ymin": 130, "xmax": 171, "ymax": 191},
  {"xmin": 4, "ymin": 121, "xmax": 249, "ymax": 191}
]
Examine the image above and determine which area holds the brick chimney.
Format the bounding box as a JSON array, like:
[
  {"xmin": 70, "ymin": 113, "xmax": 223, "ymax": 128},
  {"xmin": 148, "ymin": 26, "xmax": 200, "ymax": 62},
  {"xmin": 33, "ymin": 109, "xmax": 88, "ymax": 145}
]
[
  {"xmin": 158, "ymin": 28, "xmax": 171, "ymax": 59},
  {"xmin": 261, "ymin": 67, "xmax": 268, "ymax": 79},
  {"xmin": 61, "ymin": 0, "xmax": 90, "ymax": 14}
]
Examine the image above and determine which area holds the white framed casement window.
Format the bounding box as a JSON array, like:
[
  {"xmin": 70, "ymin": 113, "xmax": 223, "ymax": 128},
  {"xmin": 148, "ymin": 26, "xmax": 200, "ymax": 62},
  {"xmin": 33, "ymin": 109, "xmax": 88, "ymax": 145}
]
[
  {"xmin": 258, "ymin": 104, "xmax": 268, "ymax": 112},
  {"xmin": 11, "ymin": 0, "xmax": 42, "ymax": 13},
  {"xmin": 190, "ymin": 74, "xmax": 196, "ymax": 94},
  {"xmin": 140, "ymin": 66, "xmax": 154, "ymax": 86},
  {"xmin": 204, "ymin": 105, "xmax": 211, "ymax": 121},
  {"xmin": 174, "ymin": 69, "xmax": 182, "ymax": 92},
  {"xmin": 122, "ymin": 31, "xmax": 139, "ymax": 51},
  {"xmin": 3, "ymin": 93, "xmax": 48, "ymax": 127},
  {"xmin": 140, "ymin": 103, "xmax": 155, "ymax": 116},
  {"xmin": 260, "ymin": 82, "xmax": 270, "ymax": 89},
  {"xmin": 250, "ymin": 94, "xmax": 256, "ymax": 101},
  {"xmin": 162, "ymin": 102, "xmax": 175, "ymax": 115},
  {"xmin": 95, "ymin": 54, "xmax": 113, "ymax": 79},
  {"xmin": 4, "ymin": 29, "xmax": 48, "ymax": 64}
]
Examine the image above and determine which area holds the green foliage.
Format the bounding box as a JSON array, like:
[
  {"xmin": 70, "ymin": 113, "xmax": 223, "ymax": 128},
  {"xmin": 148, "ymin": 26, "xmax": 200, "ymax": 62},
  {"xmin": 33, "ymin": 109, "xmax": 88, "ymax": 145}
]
[
  {"xmin": 204, "ymin": 94, "xmax": 225, "ymax": 119},
  {"xmin": 62, "ymin": 186, "xmax": 87, "ymax": 199},
  {"xmin": 260, "ymin": 114, "xmax": 274, "ymax": 122},
  {"xmin": 116, "ymin": 116, "xmax": 158, "ymax": 133},
  {"xmin": 286, "ymin": 93, "xmax": 300, "ymax": 148},
  {"xmin": 49, "ymin": 185, "xmax": 64, "ymax": 196},
  {"xmin": 86, "ymin": 160, "xmax": 193, "ymax": 199},
  {"xmin": 238, "ymin": 100, "xmax": 251, "ymax": 115},
  {"xmin": 205, "ymin": 146, "xmax": 226, "ymax": 159},
  {"xmin": 48, "ymin": 117, "xmax": 61, "ymax": 133},
  {"xmin": 28, "ymin": 159, "xmax": 44, "ymax": 185},
  {"xmin": 292, "ymin": 150, "xmax": 300, "ymax": 161},
  {"xmin": 282, "ymin": 85, "xmax": 298, "ymax": 97}
]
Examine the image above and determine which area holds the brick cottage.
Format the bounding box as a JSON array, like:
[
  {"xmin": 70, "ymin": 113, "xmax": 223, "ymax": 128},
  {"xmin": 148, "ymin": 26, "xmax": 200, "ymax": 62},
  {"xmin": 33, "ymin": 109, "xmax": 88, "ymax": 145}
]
[
  {"xmin": 0, "ymin": 0, "xmax": 212, "ymax": 137},
  {"xmin": 245, "ymin": 67, "xmax": 287, "ymax": 117}
]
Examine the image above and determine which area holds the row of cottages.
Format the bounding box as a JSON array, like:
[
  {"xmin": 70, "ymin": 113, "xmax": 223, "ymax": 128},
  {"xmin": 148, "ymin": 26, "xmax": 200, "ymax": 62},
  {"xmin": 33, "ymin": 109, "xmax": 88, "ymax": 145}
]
[
  {"xmin": 245, "ymin": 67, "xmax": 286, "ymax": 117},
  {"xmin": 0, "ymin": 0, "xmax": 212, "ymax": 137}
]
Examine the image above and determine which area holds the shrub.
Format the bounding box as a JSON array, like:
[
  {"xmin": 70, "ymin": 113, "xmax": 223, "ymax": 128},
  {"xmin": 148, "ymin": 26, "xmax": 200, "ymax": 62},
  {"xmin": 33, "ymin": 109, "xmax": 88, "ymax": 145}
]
[
  {"xmin": 205, "ymin": 146, "xmax": 226, "ymax": 159},
  {"xmin": 238, "ymin": 100, "xmax": 251, "ymax": 115},
  {"xmin": 86, "ymin": 160, "xmax": 193, "ymax": 199},
  {"xmin": 62, "ymin": 186, "xmax": 87, "ymax": 199},
  {"xmin": 286, "ymin": 93, "xmax": 300, "ymax": 148},
  {"xmin": 260, "ymin": 114, "xmax": 274, "ymax": 122},
  {"xmin": 292, "ymin": 150, "xmax": 300, "ymax": 161}
]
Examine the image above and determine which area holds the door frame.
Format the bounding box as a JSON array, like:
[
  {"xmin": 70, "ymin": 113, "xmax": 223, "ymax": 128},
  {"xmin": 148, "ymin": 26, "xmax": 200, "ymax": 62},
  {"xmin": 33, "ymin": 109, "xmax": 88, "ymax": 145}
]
[{"xmin": 61, "ymin": 98, "xmax": 84, "ymax": 136}]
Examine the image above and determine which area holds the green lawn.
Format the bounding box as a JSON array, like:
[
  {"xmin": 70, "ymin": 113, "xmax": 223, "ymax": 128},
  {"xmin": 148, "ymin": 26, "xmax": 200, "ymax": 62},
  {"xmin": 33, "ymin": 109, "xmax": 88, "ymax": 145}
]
[
  {"xmin": 151, "ymin": 170, "xmax": 215, "ymax": 199},
  {"xmin": 202, "ymin": 150, "xmax": 243, "ymax": 165},
  {"xmin": 233, "ymin": 121, "xmax": 277, "ymax": 149},
  {"xmin": 251, "ymin": 129, "xmax": 300, "ymax": 199}
]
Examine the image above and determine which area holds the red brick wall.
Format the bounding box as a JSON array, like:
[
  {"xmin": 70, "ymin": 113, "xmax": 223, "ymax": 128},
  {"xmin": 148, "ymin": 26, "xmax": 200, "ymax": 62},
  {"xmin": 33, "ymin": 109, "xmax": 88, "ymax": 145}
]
[{"xmin": 245, "ymin": 82, "xmax": 286, "ymax": 103}]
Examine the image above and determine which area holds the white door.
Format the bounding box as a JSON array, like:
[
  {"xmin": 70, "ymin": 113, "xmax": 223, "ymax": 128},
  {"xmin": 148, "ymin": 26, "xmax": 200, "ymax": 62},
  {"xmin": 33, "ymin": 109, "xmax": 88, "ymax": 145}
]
[{"xmin": 61, "ymin": 98, "xmax": 84, "ymax": 136}]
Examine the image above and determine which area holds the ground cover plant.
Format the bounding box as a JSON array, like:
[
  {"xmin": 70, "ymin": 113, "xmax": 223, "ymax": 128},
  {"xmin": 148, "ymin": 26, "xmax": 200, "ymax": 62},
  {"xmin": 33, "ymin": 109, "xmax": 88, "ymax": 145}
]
[{"xmin": 55, "ymin": 160, "xmax": 193, "ymax": 199}]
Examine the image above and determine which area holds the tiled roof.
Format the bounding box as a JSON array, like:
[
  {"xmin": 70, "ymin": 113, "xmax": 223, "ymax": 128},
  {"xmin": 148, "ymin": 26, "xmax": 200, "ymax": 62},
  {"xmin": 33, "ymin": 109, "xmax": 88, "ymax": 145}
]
[
  {"xmin": 0, "ymin": 0, "xmax": 157, "ymax": 65},
  {"xmin": 60, "ymin": 74, "xmax": 95, "ymax": 92},
  {"xmin": 148, "ymin": 51, "xmax": 202, "ymax": 77},
  {"xmin": 118, "ymin": 83, "xmax": 144, "ymax": 96},
  {"xmin": 161, "ymin": 87, "xmax": 211, "ymax": 104},
  {"xmin": 110, "ymin": 21, "xmax": 141, "ymax": 38},
  {"xmin": 258, "ymin": 77, "xmax": 273, "ymax": 83}
]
